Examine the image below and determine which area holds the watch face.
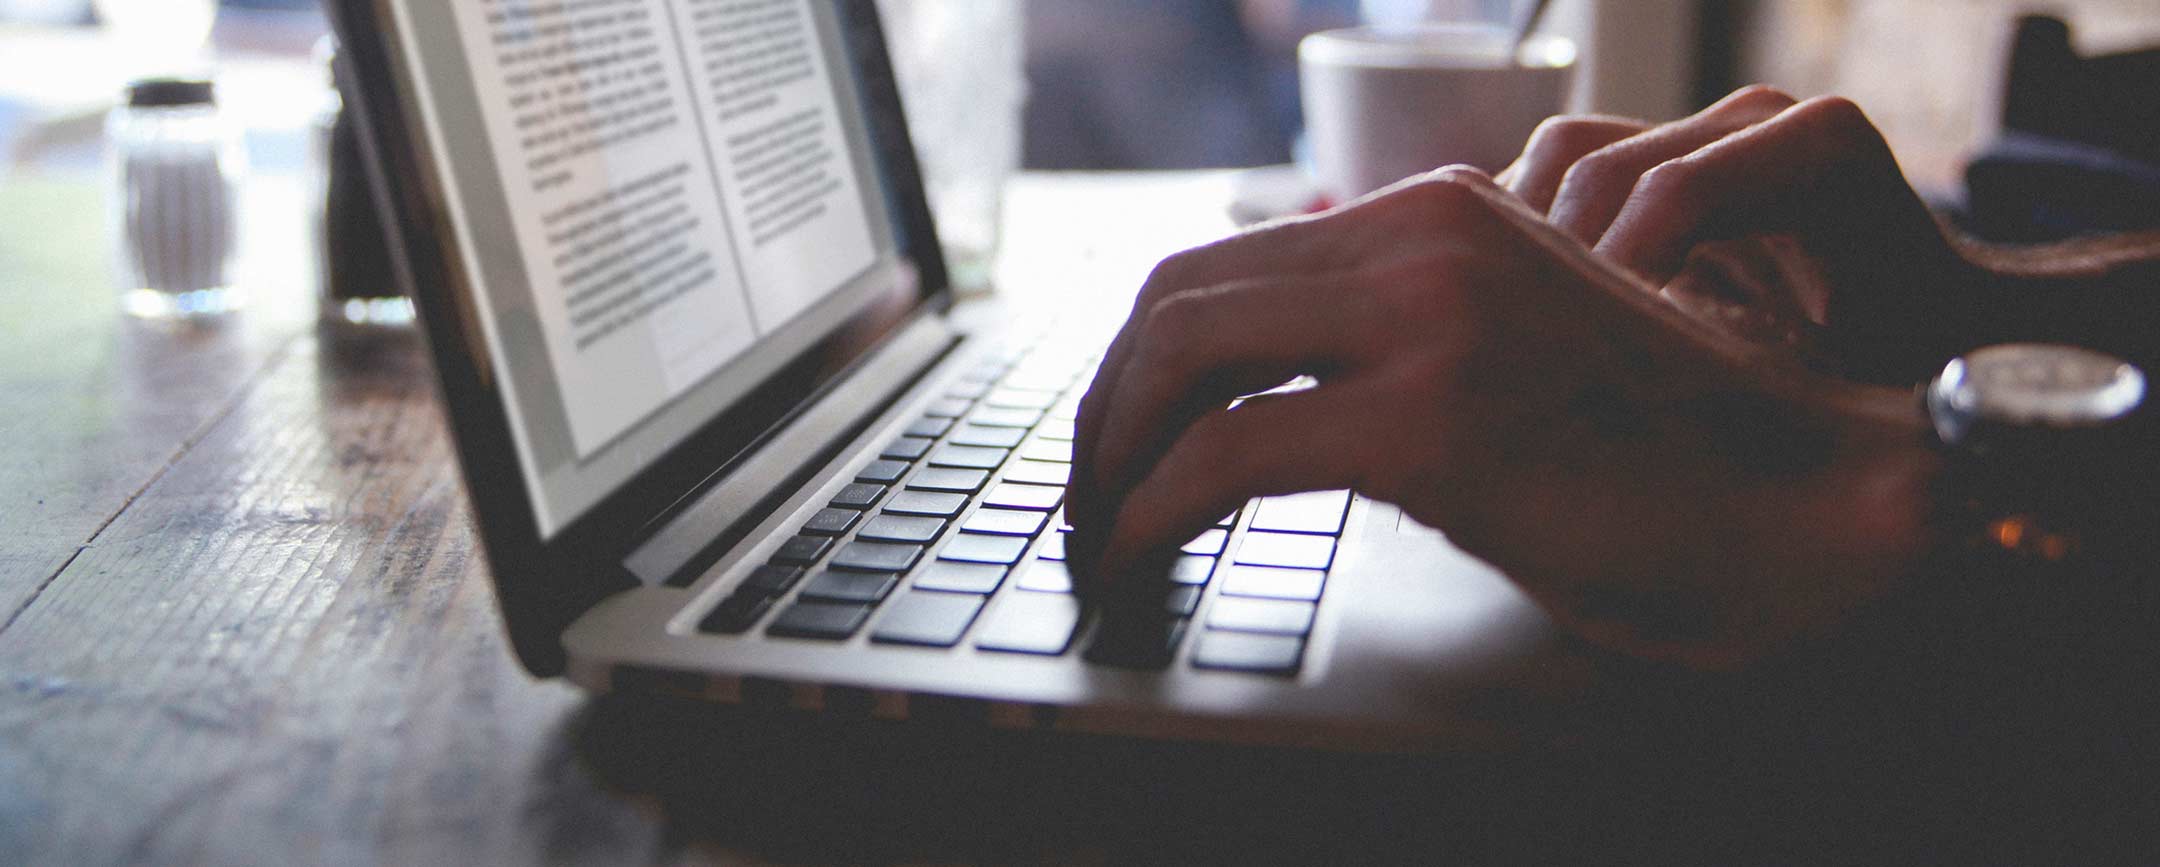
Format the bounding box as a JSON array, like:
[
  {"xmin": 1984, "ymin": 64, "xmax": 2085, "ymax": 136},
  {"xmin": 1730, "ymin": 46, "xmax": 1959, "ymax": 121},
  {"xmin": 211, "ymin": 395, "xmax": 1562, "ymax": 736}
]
[{"xmin": 1935, "ymin": 344, "xmax": 2146, "ymax": 430}]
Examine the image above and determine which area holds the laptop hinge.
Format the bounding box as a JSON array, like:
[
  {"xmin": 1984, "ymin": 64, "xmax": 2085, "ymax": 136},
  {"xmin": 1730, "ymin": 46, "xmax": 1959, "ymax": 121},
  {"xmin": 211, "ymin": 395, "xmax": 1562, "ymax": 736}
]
[{"xmin": 621, "ymin": 313, "xmax": 961, "ymax": 584}]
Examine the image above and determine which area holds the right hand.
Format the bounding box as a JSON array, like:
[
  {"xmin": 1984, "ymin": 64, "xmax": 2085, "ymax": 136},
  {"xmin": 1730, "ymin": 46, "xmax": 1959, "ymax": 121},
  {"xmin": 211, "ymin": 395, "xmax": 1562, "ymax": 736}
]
[
  {"xmin": 1494, "ymin": 85, "xmax": 1988, "ymax": 383},
  {"xmin": 1066, "ymin": 167, "xmax": 1941, "ymax": 669}
]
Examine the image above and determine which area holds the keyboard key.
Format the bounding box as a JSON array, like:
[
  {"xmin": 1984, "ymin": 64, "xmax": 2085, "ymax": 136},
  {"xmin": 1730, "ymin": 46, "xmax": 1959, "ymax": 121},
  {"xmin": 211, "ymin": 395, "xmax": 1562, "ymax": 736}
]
[
  {"xmin": 946, "ymin": 379, "xmax": 992, "ymax": 400},
  {"xmin": 1015, "ymin": 560, "xmax": 1074, "ymax": 593},
  {"xmin": 911, "ymin": 561, "xmax": 1008, "ymax": 594},
  {"xmin": 948, "ymin": 424, "xmax": 1027, "ymax": 448},
  {"xmin": 907, "ymin": 468, "xmax": 989, "ymax": 493},
  {"xmin": 881, "ymin": 436, "xmax": 935, "ymax": 461},
  {"xmin": 981, "ymin": 482, "xmax": 1063, "ymax": 511},
  {"xmin": 1170, "ymin": 555, "xmax": 1216, "ymax": 586},
  {"xmin": 698, "ymin": 593, "xmax": 773, "ymax": 634},
  {"xmin": 1182, "ymin": 529, "xmax": 1228, "ymax": 556},
  {"xmin": 929, "ymin": 445, "xmax": 1009, "ymax": 470},
  {"xmin": 1001, "ymin": 460, "xmax": 1069, "ymax": 486},
  {"xmin": 1214, "ymin": 511, "xmax": 1238, "ymax": 529},
  {"xmin": 829, "ymin": 482, "xmax": 887, "ymax": 510},
  {"xmin": 975, "ymin": 593, "xmax": 1084, "ymax": 655},
  {"xmin": 1191, "ymin": 632, "xmax": 1304, "ymax": 674},
  {"xmin": 768, "ymin": 601, "xmax": 874, "ymax": 639},
  {"xmin": 858, "ymin": 514, "xmax": 946, "ymax": 544},
  {"xmin": 856, "ymin": 460, "xmax": 909, "ymax": 484},
  {"xmin": 1250, "ymin": 490, "xmax": 1352, "ymax": 535},
  {"xmin": 906, "ymin": 416, "xmax": 953, "ymax": 438},
  {"xmin": 1001, "ymin": 367, "xmax": 1075, "ymax": 392},
  {"xmin": 739, "ymin": 564, "xmax": 806, "ymax": 596},
  {"xmin": 985, "ymin": 387, "xmax": 1059, "ymax": 410},
  {"xmin": 924, "ymin": 397, "xmax": 973, "ymax": 418},
  {"xmin": 1205, "ymin": 598, "xmax": 1316, "ymax": 635},
  {"xmin": 801, "ymin": 507, "xmax": 861, "ymax": 536},
  {"xmin": 1164, "ymin": 585, "xmax": 1204, "ymax": 617},
  {"xmin": 969, "ymin": 406, "xmax": 1043, "ymax": 429},
  {"xmin": 1036, "ymin": 531, "xmax": 1068, "ymax": 561},
  {"xmin": 1021, "ymin": 440, "xmax": 1073, "ymax": 463},
  {"xmin": 962, "ymin": 508, "xmax": 1047, "ymax": 537},
  {"xmin": 871, "ymin": 591, "xmax": 987, "ymax": 647},
  {"xmin": 1085, "ymin": 615, "xmax": 1188, "ymax": 669},
  {"xmin": 1036, "ymin": 418, "xmax": 1076, "ymax": 441},
  {"xmin": 1234, "ymin": 532, "xmax": 1336, "ymax": 570},
  {"xmin": 1050, "ymin": 395, "xmax": 1082, "ymax": 421},
  {"xmin": 771, "ymin": 535, "xmax": 833, "ymax": 565},
  {"xmin": 799, "ymin": 569, "xmax": 900, "ymax": 603},
  {"xmin": 937, "ymin": 534, "xmax": 1030, "ymax": 564},
  {"xmin": 1218, "ymin": 565, "xmax": 1326, "ymax": 601},
  {"xmin": 829, "ymin": 541, "xmax": 924, "ymax": 573},
  {"xmin": 884, "ymin": 491, "xmax": 969, "ymax": 517}
]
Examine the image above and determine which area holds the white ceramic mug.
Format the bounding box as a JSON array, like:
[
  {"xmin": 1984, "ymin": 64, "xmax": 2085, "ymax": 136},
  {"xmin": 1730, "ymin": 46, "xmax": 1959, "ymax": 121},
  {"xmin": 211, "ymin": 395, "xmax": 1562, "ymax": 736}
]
[{"xmin": 1300, "ymin": 24, "xmax": 1575, "ymax": 204}]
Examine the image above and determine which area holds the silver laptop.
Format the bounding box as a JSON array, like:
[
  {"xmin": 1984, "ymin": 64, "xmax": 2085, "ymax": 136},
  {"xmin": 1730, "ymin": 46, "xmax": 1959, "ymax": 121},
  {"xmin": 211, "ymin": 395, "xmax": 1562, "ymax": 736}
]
[{"xmin": 329, "ymin": 0, "xmax": 1554, "ymax": 750}]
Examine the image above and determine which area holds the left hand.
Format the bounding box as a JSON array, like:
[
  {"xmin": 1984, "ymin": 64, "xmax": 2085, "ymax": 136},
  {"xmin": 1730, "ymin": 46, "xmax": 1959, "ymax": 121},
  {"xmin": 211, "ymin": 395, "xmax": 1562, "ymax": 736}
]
[{"xmin": 1066, "ymin": 167, "xmax": 1940, "ymax": 668}]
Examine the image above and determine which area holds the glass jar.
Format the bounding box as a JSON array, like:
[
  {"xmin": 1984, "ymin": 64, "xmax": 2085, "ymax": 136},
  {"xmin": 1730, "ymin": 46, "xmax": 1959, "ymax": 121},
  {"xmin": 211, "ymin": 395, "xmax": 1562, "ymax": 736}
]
[
  {"xmin": 874, "ymin": 0, "xmax": 1026, "ymax": 296},
  {"xmin": 107, "ymin": 77, "xmax": 246, "ymax": 319}
]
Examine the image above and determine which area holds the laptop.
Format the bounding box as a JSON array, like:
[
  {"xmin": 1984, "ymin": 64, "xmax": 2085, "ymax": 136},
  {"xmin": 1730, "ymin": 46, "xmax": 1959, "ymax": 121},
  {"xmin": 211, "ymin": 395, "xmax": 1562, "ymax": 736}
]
[{"xmin": 328, "ymin": 0, "xmax": 1557, "ymax": 750}]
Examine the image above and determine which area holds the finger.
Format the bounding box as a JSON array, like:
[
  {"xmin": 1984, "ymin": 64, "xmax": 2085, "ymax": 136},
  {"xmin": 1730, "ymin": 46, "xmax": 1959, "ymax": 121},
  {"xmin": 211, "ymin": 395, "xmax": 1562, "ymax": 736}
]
[
  {"xmin": 1071, "ymin": 207, "xmax": 1393, "ymax": 541},
  {"xmin": 1088, "ymin": 381, "xmax": 1386, "ymax": 589},
  {"xmin": 1071, "ymin": 216, "xmax": 1356, "ymax": 523},
  {"xmin": 1547, "ymin": 85, "xmax": 1797, "ymax": 245},
  {"xmin": 1595, "ymin": 95, "xmax": 1931, "ymax": 284},
  {"xmin": 1498, "ymin": 114, "xmax": 1650, "ymax": 212},
  {"xmin": 1084, "ymin": 274, "xmax": 1391, "ymax": 512}
]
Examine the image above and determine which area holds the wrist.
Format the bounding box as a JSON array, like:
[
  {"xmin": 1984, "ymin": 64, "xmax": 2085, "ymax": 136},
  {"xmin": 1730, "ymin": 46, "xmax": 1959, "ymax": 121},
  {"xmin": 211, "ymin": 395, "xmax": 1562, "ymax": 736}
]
[
  {"xmin": 1691, "ymin": 380, "xmax": 1944, "ymax": 663},
  {"xmin": 1780, "ymin": 386, "xmax": 1944, "ymax": 602}
]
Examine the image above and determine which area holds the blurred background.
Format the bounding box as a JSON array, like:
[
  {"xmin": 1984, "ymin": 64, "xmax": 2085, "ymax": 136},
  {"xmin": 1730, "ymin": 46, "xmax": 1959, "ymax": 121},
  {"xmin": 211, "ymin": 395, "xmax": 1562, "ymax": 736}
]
[{"xmin": 2, "ymin": 1, "xmax": 2157, "ymax": 251}]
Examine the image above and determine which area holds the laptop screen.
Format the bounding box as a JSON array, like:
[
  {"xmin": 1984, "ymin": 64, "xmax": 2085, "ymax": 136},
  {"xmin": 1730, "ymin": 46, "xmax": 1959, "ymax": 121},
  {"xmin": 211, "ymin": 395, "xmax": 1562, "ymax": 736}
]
[{"xmin": 382, "ymin": 0, "xmax": 925, "ymax": 537}]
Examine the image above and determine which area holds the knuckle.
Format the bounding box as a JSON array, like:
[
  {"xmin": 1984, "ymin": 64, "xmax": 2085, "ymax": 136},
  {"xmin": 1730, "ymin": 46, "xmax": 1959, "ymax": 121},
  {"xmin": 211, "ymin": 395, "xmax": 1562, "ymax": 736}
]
[
  {"xmin": 1135, "ymin": 291, "xmax": 1208, "ymax": 365},
  {"xmin": 1388, "ymin": 170, "xmax": 1495, "ymax": 224},
  {"xmin": 1722, "ymin": 83, "xmax": 1797, "ymax": 112},
  {"xmin": 1140, "ymin": 250, "xmax": 1198, "ymax": 298},
  {"xmin": 1632, "ymin": 158, "xmax": 1703, "ymax": 207},
  {"xmin": 1795, "ymin": 94, "xmax": 1868, "ymax": 130},
  {"xmin": 1149, "ymin": 288, "xmax": 1211, "ymax": 335},
  {"xmin": 1525, "ymin": 115, "xmax": 1593, "ymax": 153},
  {"xmin": 1525, "ymin": 115, "xmax": 1630, "ymax": 163},
  {"xmin": 1556, "ymin": 146, "xmax": 1628, "ymax": 195},
  {"xmin": 1788, "ymin": 95, "xmax": 1882, "ymax": 150}
]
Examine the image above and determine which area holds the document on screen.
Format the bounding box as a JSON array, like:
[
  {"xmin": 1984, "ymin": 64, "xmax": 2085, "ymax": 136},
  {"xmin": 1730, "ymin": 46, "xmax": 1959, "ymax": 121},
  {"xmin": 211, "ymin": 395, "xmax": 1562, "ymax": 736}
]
[{"xmin": 448, "ymin": 0, "xmax": 878, "ymax": 457}]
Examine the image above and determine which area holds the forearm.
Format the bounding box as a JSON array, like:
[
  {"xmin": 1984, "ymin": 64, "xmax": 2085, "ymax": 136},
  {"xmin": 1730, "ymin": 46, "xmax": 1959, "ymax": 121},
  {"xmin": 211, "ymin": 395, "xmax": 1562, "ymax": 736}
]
[
  {"xmin": 1950, "ymin": 229, "xmax": 2160, "ymax": 370},
  {"xmin": 1956, "ymin": 228, "xmax": 2160, "ymax": 282}
]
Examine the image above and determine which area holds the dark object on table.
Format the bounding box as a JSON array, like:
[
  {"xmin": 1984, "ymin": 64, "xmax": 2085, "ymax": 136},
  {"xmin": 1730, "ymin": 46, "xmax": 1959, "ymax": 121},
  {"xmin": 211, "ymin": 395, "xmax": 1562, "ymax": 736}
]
[
  {"xmin": 1963, "ymin": 15, "xmax": 2160, "ymax": 242},
  {"xmin": 320, "ymin": 46, "xmax": 408, "ymax": 323}
]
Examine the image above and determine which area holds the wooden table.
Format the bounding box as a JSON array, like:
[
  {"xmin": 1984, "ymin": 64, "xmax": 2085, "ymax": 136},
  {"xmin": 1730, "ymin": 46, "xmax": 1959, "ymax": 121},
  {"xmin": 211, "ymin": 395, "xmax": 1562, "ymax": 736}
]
[
  {"xmin": 6, "ymin": 168, "xmax": 2109, "ymax": 865},
  {"xmin": 0, "ymin": 171, "xmax": 1584, "ymax": 864}
]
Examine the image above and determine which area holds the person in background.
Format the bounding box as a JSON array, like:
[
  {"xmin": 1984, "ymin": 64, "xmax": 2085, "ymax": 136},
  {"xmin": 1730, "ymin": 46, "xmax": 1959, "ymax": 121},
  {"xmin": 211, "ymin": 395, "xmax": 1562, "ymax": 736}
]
[{"xmin": 1023, "ymin": 0, "xmax": 1356, "ymax": 170}]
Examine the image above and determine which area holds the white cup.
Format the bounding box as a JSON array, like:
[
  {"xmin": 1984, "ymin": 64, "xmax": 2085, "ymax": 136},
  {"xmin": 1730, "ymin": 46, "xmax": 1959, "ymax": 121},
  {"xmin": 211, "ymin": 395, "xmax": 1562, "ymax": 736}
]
[{"xmin": 1300, "ymin": 24, "xmax": 1576, "ymax": 204}]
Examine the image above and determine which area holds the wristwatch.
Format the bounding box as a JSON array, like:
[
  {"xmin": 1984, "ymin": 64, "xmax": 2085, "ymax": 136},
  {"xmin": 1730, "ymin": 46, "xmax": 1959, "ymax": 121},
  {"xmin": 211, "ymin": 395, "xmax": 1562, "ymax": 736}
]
[{"xmin": 1924, "ymin": 343, "xmax": 2148, "ymax": 562}]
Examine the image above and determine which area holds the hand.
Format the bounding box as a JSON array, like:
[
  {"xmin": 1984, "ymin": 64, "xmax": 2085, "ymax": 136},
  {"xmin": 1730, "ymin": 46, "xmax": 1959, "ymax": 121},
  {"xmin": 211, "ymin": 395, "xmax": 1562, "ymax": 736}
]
[
  {"xmin": 1068, "ymin": 168, "xmax": 1941, "ymax": 668},
  {"xmin": 1496, "ymin": 86, "xmax": 1986, "ymax": 383}
]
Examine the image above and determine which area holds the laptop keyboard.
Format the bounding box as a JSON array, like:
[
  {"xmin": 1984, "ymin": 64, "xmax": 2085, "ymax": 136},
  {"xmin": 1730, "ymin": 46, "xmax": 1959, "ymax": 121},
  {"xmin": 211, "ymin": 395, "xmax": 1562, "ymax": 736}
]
[{"xmin": 695, "ymin": 341, "xmax": 1353, "ymax": 677}]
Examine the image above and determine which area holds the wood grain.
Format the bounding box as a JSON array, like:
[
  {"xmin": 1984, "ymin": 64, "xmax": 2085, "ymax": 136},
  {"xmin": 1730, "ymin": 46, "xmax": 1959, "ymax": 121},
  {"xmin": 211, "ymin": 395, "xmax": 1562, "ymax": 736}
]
[
  {"xmin": 0, "ymin": 329, "xmax": 669, "ymax": 865},
  {"xmin": 0, "ymin": 178, "xmax": 314, "ymax": 622}
]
